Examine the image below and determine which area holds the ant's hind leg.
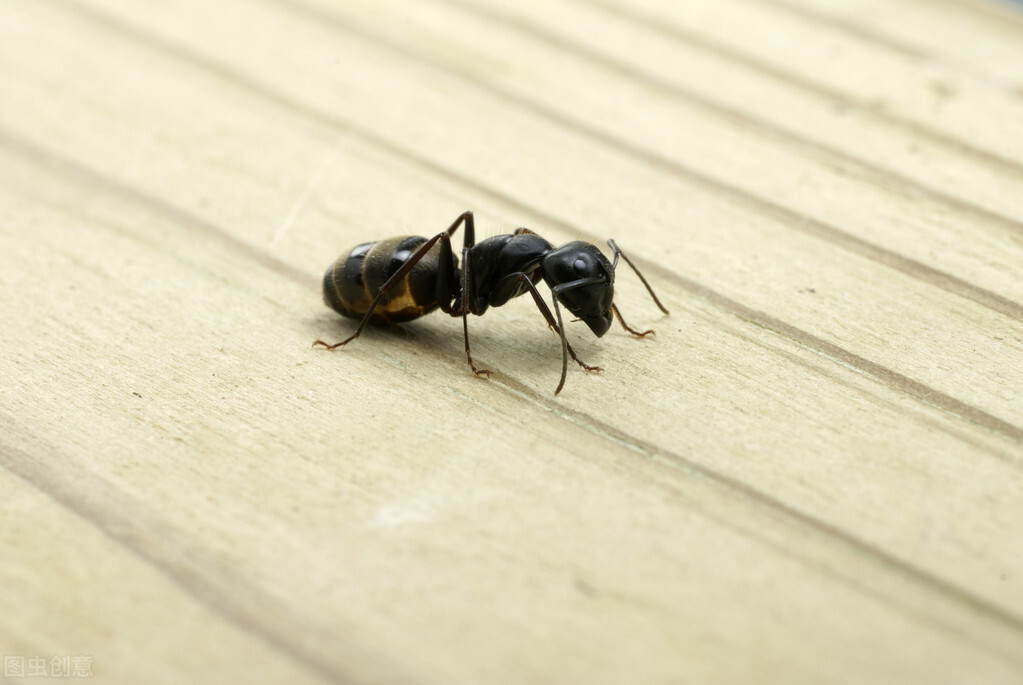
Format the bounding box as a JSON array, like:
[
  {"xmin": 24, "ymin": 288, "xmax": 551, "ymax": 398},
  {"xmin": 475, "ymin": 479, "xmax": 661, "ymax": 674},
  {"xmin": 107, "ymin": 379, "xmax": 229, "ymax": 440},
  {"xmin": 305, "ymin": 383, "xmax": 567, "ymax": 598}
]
[
  {"xmin": 312, "ymin": 316, "xmax": 374, "ymax": 350},
  {"xmin": 312, "ymin": 320, "xmax": 409, "ymax": 349},
  {"xmin": 312, "ymin": 338, "xmax": 351, "ymax": 350}
]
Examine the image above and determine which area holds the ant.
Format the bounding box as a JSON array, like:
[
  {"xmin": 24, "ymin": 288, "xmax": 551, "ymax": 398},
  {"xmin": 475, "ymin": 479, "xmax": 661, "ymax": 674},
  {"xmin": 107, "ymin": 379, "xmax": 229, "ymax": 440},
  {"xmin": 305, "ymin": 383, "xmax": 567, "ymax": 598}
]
[{"xmin": 313, "ymin": 211, "xmax": 669, "ymax": 394}]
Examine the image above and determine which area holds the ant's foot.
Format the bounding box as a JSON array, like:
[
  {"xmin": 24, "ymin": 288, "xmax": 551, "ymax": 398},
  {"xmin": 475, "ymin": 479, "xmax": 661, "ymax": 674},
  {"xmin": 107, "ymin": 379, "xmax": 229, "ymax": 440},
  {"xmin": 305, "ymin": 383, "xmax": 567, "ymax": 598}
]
[
  {"xmin": 570, "ymin": 354, "xmax": 602, "ymax": 373},
  {"xmin": 312, "ymin": 339, "xmax": 348, "ymax": 350}
]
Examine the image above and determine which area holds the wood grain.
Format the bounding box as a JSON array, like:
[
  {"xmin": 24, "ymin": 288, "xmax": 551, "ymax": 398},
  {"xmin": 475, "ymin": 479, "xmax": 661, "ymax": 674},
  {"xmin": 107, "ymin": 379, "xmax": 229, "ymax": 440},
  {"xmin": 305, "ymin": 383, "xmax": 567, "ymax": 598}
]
[{"xmin": 2, "ymin": 0, "xmax": 1022, "ymax": 682}]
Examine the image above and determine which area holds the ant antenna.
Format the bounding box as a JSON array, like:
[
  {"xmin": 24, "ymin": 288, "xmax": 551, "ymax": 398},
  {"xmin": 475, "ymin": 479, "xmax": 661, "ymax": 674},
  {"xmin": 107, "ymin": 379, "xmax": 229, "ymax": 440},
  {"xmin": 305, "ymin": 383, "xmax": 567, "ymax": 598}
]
[{"xmin": 607, "ymin": 240, "xmax": 670, "ymax": 315}]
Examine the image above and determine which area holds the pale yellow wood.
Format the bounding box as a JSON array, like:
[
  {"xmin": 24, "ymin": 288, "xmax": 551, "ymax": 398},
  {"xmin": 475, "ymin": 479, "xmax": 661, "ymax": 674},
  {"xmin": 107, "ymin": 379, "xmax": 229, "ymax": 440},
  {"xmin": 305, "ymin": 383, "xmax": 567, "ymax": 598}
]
[
  {"xmin": 1, "ymin": 0, "xmax": 1022, "ymax": 683},
  {"xmin": 764, "ymin": 0, "xmax": 1023, "ymax": 89}
]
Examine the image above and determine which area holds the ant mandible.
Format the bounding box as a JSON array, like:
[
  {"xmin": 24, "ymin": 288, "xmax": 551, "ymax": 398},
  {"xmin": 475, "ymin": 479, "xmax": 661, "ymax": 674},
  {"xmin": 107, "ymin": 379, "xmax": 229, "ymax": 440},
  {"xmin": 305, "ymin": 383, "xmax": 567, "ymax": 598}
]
[{"xmin": 313, "ymin": 211, "xmax": 669, "ymax": 394}]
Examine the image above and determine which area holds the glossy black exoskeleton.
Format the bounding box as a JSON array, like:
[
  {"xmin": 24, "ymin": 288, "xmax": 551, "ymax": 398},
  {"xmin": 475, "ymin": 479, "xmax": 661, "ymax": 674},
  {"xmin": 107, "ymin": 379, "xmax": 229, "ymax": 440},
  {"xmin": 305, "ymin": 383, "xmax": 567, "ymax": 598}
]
[{"xmin": 314, "ymin": 211, "xmax": 669, "ymax": 394}]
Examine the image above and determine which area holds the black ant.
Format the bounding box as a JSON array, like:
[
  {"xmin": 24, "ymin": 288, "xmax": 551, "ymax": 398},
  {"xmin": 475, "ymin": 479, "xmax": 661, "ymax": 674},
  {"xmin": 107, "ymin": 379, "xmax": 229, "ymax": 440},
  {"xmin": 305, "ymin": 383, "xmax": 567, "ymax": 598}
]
[{"xmin": 313, "ymin": 211, "xmax": 669, "ymax": 394}]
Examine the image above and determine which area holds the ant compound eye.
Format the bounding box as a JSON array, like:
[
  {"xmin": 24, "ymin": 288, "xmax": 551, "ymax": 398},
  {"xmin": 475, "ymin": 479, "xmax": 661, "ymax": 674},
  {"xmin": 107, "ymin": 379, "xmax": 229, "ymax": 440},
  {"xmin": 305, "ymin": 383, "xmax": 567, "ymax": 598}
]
[{"xmin": 573, "ymin": 257, "xmax": 589, "ymax": 275}]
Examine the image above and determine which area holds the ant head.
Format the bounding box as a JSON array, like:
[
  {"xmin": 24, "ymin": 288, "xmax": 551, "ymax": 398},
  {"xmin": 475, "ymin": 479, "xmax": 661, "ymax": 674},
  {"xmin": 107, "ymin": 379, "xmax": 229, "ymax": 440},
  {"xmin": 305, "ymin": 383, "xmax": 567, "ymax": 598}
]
[{"xmin": 541, "ymin": 241, "xmax": 615, "ymax": 337}]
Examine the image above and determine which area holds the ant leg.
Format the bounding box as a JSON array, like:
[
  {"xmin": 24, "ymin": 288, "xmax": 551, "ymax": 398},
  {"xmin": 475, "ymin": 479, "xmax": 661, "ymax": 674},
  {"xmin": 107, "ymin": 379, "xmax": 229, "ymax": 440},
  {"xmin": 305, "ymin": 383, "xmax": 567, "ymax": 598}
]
[
  {"xmin": 445, "ymin": 210, "xmax": 477, "ymax": 250},
  {"xmin": 451, "ymin": 243, "xmax": 491, "ymax": 379},
  {"xmin": 495, "ymin": 272, "xmax": 602, "ymax": 382},
  {"xmin": 440, "ymin": 209, "xmax": 481, "ymax": 260},
  {"xmin": 612, "ymin": 304, "xmax": 655, "ymax": 337},
  {"xmin": 462, "ymin": 311, "xmax": 491, "ymax": 378},
  {"xmin": 520, "ymin": 274, "xmax": 616, "ymax": 394},
  {"xmin": 547, "ymin": 289, "xmax": 573, "ymax": 395},
  {"xmin": 431, "ymin": 211, "xmax": 476, "ymax": 315},
  {"xmin": 547, "ymin": 275, "xmax": 610, "ymax": 393},
  {"xmin": 313, "ymin": 231, "xmax": 453, "ymax": 350},
  {"xmin": 607, "ymin": 239, "xmax": 670, "ymax": 315}
]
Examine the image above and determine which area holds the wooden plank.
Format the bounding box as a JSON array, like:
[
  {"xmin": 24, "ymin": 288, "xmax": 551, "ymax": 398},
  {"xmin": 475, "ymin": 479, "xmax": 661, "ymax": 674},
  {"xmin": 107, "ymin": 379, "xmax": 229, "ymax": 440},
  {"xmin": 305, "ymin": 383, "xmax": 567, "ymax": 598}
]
[
  {"xmin": 756, "ymin": 0, "xmax": 1023, "ymax": 89},
  {"xmin": 0, "ymin": 457, "xmax": 333, "ymax": 684},
  {"xmin": 590, "ymin": 0, "xmax": 1023, "ymax": 165},
  {"xmin": 1, "ymin": 0, "xmax": 1022, "ymax": 682}
]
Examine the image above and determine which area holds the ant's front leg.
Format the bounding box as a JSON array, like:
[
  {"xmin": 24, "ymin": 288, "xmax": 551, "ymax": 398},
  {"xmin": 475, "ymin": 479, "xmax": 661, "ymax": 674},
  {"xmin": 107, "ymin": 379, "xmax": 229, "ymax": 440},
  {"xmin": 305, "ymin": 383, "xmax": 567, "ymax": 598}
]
[
  {"xmin": 605, "ymin": 240, "xmax": 669, "ymax": 338},
  {"xmin": 496, "ymin": 272, "xmax": 602, "ymax": 395},
  {"xmin": 612, "ymin": 304, "xmax": 655, "ymax": 338}
]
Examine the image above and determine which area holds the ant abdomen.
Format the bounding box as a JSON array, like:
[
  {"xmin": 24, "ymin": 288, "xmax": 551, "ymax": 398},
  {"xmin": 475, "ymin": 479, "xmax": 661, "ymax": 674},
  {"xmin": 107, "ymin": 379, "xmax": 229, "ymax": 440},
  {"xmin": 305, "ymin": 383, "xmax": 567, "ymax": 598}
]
[{"xmin": 323, "ymin": 236, "xmax": 449, "ymax": 324}]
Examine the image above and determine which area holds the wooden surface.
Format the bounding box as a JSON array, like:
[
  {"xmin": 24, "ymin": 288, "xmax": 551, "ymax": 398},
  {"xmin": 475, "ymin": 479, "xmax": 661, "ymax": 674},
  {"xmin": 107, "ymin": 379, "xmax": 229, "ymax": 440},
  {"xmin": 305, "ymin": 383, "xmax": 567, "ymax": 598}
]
[{"xmin": 2, "ymin": 0, "xmax": 1023, "ymax": 682}]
